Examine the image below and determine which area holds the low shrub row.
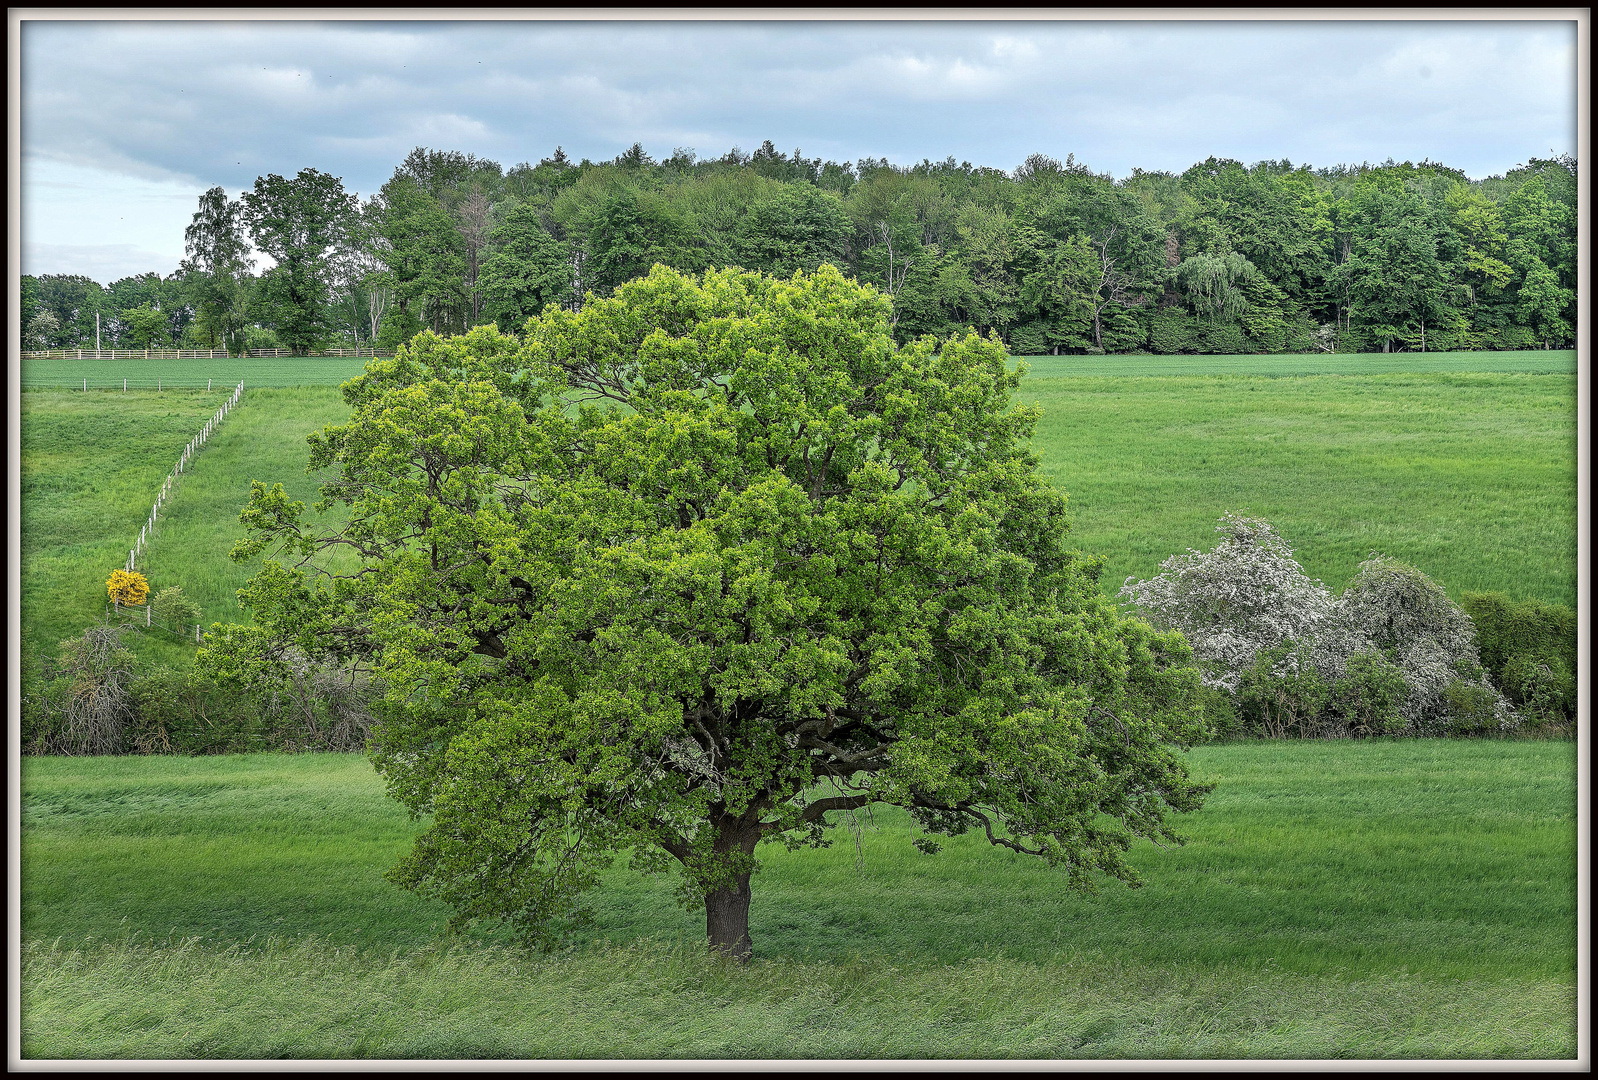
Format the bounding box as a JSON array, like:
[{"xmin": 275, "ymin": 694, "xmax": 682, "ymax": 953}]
[
  {"xmin": 23, "ymin": 537, "xmax": 1575, "ymax": 757},
  {"xmin": 1121, "ymin": 514, "xmax": 1576, "ymax": 741},
  {"xmin": 22, "ymin": 621, "xmax": 375, "ymax": 756},
  {"xmin": 1461, "ymin": 591, "xmax": 1577, "ymax": 730}
]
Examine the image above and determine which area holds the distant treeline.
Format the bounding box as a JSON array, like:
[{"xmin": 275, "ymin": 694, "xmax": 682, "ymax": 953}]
[{"xmin": 22, "ymin": 143, "xmax": 1578, "ymax": 356}]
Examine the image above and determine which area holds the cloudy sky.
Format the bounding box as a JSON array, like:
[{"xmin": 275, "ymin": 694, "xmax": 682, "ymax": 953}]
[{"xmin": 17, "ymin": 15, "xmax": 1579, "ymax": 283}]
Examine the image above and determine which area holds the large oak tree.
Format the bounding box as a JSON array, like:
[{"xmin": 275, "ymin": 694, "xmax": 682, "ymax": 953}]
[{"xmin": 209, "ymin": 264, "xmax": 1213, "ymax": 959}]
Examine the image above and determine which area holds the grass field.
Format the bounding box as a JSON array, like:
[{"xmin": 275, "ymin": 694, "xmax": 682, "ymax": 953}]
[
  {"xmin": 1011, "ymin": 349, "xmax": 1576, "ymax": 378},
  {"xmin": 20, "ymin": 740, "xmax": 1577, "ymax": 1058},
  {"xmin": 1021, "ymin": 370, "xmax": 1577, "ymax": 608},
  {"xmin": 20, "ymin": 387, "xmax": 355, "ymax": 667},
  {"xmin": 21, "ymin": 356, "xmax": 371, "ymax": 389},
  {"xmin": 18, "ymin": 354, "xmax": 1578, "ymax": 673},
  {"xmin": 19, "ymin": 349, "xmax": 1575, "ymax": 388}
]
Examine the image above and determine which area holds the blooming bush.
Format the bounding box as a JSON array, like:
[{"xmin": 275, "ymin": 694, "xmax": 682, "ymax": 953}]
[
  {"xmin": 1117, "ymin": 514, "xmax": 1332, "ymax": 693},
  {"xmin": 1120, "ymin": 515, "xmax": 1517, "ymax": 737},
  {"xmin": 106, "ymin": 570, "xmax": 150, "ymax": 606}
]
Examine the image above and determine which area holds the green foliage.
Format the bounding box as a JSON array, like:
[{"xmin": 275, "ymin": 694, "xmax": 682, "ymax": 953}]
[
  {"xmin": 119, "ymin": 305, "xmax": 168, "ymax": 349},
  {"xmin": 181, "ymin": 187, "xmax": 256, "ymax": 349},
  {"xmin": 732, "ymin": 184, "xmax": 851, "ymax": 277},
  {"xmin": 478, "ymin": 199, "xmax": 574, "ymax": 331},
  {"xmin": 1439, "ymin": 679, "xmax": 1505, "ymax": 737},
  {"xmin": 1329, "ymin": 651, "xmax": 1409, "ymax": 736},
  {"xmin": 376, "ymin": 176, "xmax": 468, "ymax": 335},
  {"xmin": 1460, "ymin": 591, "xmax": 1576, "ymax": 729},
  {"xmin": 375, "ymin": 306, "xmax": 423, "ymax": 350},
  {"xmin": 584, "ymin": 187, "xmax": 707, "ymax": 296},
  {"xmin": 242, "ymin": 168, "xmax": 358, "ymax": 354},
  {"xmin": 128, "ymin": 663, "xmax": 373, "ymax": 755},
  {"xmin": 1236, "ymin": 643, "xmax": 1331, "ymax": 738},
  {"xmin": 1171, "ymin": 252, "xmax": 1256, "ymax": 320},
  {"xmin": 215, "ymin": 264, "xmax": 1213, "ymax": 954},
  {"xmin": 150, "ymin": 586, "xmax": 201, "ymax": 627}
]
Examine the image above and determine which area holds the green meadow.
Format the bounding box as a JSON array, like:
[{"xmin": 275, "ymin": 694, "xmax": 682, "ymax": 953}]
[
  {"xmin": 21, "ymin": 356, "xmax": 371, "ymax": 389},
  {"xmin": 20, "ymin": 386, "xmax": 353, "ymax": 667},
  {"xmin": 17, "ymin": 350, "xmax": 1580, "ymax": 1058},
  {"xmin": 20, "ymin": 741, "xmax": 1577, "ymax": 1058},
  {"xmin": 18, "ymin": 350, "xmax": 1577, "ymax": 675},
  {"xmin": 1021, "ymin": 368, "xmax": 1577, "ymax": 608}
]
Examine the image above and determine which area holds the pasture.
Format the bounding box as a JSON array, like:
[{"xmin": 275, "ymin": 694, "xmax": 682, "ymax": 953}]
[
  {"xmin": 19, "ymin": 741, "xmax": 1577, "ymax": 1058},
  {"xmin": 18, "ymin": 351, "xmax": 1578, "ymax": 673},
  {"xmin": 20, "ymin": 355, "xmax": 371, "ymax": 389},
  {"xmin": 20, "ymin": 387, "xmax": 353, "ymax": 666},
  {"xmin": 1021, "ymin": 368, "xmax": 1577, "ymax": 608},
  {"xmin": 16, "ymin": 349, "xmax": 1580, "ymax": 1059}
]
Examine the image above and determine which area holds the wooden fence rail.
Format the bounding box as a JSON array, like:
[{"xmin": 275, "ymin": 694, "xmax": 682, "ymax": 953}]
[
  {"xmin": 127, "ymin": 381, "xmax": 245, "ymax": 573},
  {"xmin": 24, "ymin": 348, "xmax": 236, "ymax": 360}
]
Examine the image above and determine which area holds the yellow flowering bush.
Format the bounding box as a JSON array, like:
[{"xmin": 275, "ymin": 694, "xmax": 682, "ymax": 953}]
[{"xmin": 107, "ymin": 569, "xmax": 150, "ymax": 606}]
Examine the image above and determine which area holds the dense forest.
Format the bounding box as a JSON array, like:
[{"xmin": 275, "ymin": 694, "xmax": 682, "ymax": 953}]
[{"xmin": 22, "ymin": 142, "xmax": 1578, "ymax": 356}]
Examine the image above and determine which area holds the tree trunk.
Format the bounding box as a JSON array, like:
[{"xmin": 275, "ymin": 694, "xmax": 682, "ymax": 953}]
[
  {"xmin": 703, "ymin": 815, "xmax": 761, "ymax": 961},
  {"xmin": 705, "ymin": 873, "xmax": 754, "ymax": 961}
]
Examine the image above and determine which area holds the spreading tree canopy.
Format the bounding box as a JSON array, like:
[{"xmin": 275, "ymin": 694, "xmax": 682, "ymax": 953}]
[{"xmin": 208, "ymin": 264, "xmax": 1213, "ymax": 959}]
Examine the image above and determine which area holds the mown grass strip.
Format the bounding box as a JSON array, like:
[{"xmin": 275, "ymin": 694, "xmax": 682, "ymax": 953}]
[
  {"xmin": 1011, "ymin": 349, "xmax": 1576, "ymax": 378},
  {"xmin": 22, "ymin": 356, "xmax": 371, "ymax": 389}
]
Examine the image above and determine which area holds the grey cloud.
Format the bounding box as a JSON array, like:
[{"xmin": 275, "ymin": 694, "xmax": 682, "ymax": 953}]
[{"xmin": 20, "ymin": 18, "xmax": 1577, "ymax": 203}]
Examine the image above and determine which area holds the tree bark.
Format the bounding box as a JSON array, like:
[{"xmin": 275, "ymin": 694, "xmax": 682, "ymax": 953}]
[
  {"xmin": 705, "ymin": 872, "xmax": 754, "ymax": 961},
  {"xmin": 703, "ymin": 815, "xmax": 761, "ymax": 961}
]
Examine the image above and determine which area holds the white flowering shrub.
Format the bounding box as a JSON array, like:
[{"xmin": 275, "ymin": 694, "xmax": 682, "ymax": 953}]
[
  {"xmin": 1122, "ymin": 516, "xmax": 1517, "ymax": 737},
  {"xmin": 1118, "ymin": 514, "xmax": 1332, "ymax": 693}
]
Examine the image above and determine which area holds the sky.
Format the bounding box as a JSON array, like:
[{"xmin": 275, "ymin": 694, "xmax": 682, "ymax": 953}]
[{"xmin": 17, "ymin": 16, "xmax": 1580, "ymax": 284}]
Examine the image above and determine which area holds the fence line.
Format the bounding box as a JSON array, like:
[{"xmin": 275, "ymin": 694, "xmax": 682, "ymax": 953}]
[
  {"xmin": 244, "ymin": 347, "xmax": 394, "ymax": 358},
  {"xmin": 23, "ymin": 346, "xmax": 394, "ymax": 360},
  {"xmin": 24, "ymin": 348, "xmax": 234, "ymax": 360},
  {"xmin": 109, "ymin": 601, "xmax": 204, "ymax": 644},
  {"xmin": 26, "ymin": 376, "xmax": 256, "ymax": 390},
  {"xmin": 127, "ymin": 381, "xmax": 245, "ymax": 574}
]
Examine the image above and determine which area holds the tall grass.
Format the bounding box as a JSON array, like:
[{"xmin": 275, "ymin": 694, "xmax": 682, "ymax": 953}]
[
  {"xmin": 20, "ymin": 741, "xmax": 1577, "ymax": 1058},
  {"xmin": 21, "ymin": 742, "xmax": 1576, "ymax": 978},
  {"xmin": 21, "ymin": 937, "xmax": 1574, "ymax": 1059}
]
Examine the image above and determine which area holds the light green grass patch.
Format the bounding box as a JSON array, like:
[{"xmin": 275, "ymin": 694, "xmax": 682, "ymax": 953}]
[
  {"xmin": 1020, "ymin": 371, "xmax": 1576, "ymax": 607},
  {"xmin": 21, "ymin": 386, "xmax": 356, "ymax": 668},
  {"xmin": 1010, "ymin": 349, "xmax": 1576, "ymax": 378},
  {"xmin": 23, "ymin": 356, "xmax": 371, "ymax": 389},
  {"xmin": 21, "ymin": 742, "xmax": 1576, "ymax": 978}
]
